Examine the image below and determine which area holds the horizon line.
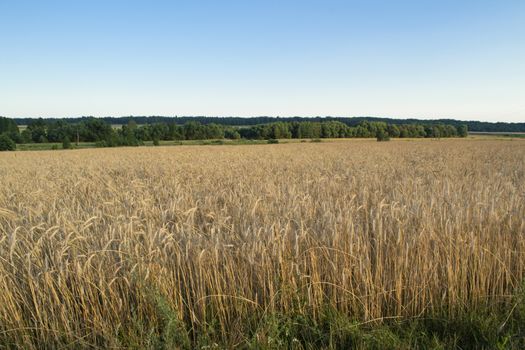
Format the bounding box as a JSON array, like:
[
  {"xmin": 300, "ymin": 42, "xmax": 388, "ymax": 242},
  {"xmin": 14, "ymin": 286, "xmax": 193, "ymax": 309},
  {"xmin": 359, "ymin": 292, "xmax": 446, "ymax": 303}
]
[{"xmin": 3, "ymin": 115, "xmax": 524, "ymax": 124}]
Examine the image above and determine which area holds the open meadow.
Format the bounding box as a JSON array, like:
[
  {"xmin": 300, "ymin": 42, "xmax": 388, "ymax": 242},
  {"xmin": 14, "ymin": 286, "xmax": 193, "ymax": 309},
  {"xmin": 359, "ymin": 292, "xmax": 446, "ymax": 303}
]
[{"xmin": 0, "ymin": 139, "xmax": 524, "ymax": 349}]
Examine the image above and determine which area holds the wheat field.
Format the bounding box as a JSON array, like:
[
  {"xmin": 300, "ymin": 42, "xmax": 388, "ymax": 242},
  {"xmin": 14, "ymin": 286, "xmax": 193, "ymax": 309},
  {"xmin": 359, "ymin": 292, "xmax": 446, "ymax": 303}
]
[{"xmin": 0, "ymin": 139, "xmax": 524, "ymax": 348}]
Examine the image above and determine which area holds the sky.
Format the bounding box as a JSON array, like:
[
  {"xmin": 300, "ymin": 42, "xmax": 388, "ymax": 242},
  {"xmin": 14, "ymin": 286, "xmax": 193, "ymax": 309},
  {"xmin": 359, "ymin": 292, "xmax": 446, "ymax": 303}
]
[{"xmin": 1, "ymin": 0, "xmax": 524, "ymax": 122}]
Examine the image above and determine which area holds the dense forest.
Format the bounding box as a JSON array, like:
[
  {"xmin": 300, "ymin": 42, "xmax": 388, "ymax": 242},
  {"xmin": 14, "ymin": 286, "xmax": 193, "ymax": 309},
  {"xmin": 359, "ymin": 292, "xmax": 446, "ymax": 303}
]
[
  {"xmin": 0, "ymin": 116, "xmax": 469, "ymax": 150},
  {"xmin": 10, "ymin": 115, "xmax": 525, "ymax": 132}
]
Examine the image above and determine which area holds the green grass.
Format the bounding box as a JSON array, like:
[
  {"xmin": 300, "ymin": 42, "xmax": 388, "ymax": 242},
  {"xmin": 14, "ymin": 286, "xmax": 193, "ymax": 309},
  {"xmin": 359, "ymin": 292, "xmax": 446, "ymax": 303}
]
[
  {"xmin": 15, "ymin": 142, "xmax": 96, "ymax": 151},
  {"xmin": 13, "ymin": 138, "xmax": 298, "ymax": 151},
  {"xmin": 113, "ymin": 290, "xmax": 525, "ymax": 349},
  {"xmin": 105, "ymin": 279, "xmax": 525, "ymax": 349}
]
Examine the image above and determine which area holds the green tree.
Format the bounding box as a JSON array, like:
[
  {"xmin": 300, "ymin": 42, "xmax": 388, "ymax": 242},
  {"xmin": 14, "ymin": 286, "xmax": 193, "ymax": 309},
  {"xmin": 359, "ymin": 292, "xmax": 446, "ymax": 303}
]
[
  {"xmin": 183, "ymin": 121, "xmax": 205, "ymax": 140},
  {"xmin": 79, "ymin": 118, "xmax": 114, "ymax": 142},
  {"xmin": 47, "ymin": 120, "xmax": 73, "ymax": 142},
  {"xmin": 376, "ymin": 130, "xmax": 390, "ymax": 142},
  {"xmin": 168, "ymin": 124, "xmax": 184, "ymax": 140},
  {"xmin": 62, "ymin": 136, "xmax": 72, "ymax": 149},
  {"xmin": 0, "ymin": 117, "xmax": 19, "ymax": 134},
  {"xmin": 0, "ymin": 117, "xmax": 20, "ymax": 143},
  {"xmin": 271, "ymin": 122, "xmax": 292, "ymax": 139},
  {"xmin": 458, "ymin": 124, "xmax": 468, "ymax": 137},
  {"xmin": 148, "ymin": 123, "xmax": 170, "ymax": 141},
  {"xmin": 224, "ymin": 128, "xmax": 240, "ymax": 139},
  {"xmin": 0, "ymin": 133, "xmax": 16, "ymax": 151},
  {"xmin": 387, "ymin": 124, "xmax": 400, "ymax": 138},
  {"xmin": 20, "ymin": 129, "xmax": 32, "ymax": 143},
  {"xmin": 204, "ymin": 123, "xmax": 224, "ymax": 139},
  {"xmin": 27, "ymin": 119, "xmax": 48, "ymax": 143},
  {"xmin": 120, "ymin": 121, "xmax": 141, "ymax": 146},
  {"xmin": 432, "ymin": 126, "xmax": 441, "ymax": 139},
  {"xmin": 298, "ymin": 122, "xmax": 321, "ymax": 139}
]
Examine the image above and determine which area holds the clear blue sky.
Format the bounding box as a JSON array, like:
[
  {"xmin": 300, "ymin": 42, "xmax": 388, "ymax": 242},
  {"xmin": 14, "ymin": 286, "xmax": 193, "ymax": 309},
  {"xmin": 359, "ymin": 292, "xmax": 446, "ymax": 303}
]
[{"xmin": 1, "ymin": 0, "xmax": 524, "ymax": 122}]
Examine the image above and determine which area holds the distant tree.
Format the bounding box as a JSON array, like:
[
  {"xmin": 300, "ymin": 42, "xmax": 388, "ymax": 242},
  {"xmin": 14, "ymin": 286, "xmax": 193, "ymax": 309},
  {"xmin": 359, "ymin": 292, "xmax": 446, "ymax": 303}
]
[
  {"xmin": 224, "ymin": 128, "xmax": 240, "ymax": 139},
  {"xmin": 47, "ymin": 120, "xmax": 73, "ymax": 142},
  {"xmin": 432, "ymin": 126, "xmax": 441, "ymax": 139},
  {"xmin": 26, "ymin": 118, "xmax": 48, "ymax": 143},
  {"xmin": 148, "ymin": 123, "xmax": 170, "ymax": 141},
  {"xmin": 168, "ymin": 124, "xmax": 184, "ymax": 140},
  {"xmin": 62, "ymin": 136, "xmax": 72, "ymax": 149},
  {"xmin": 297, "ymin": 122, "xmax": 321, "ymax": 139},
  {"xmin": 0, "ymin": 133, "xmax": 16, "ymax": 151},
  {"xmin": 367, "ymin": 121, "xmax": 388, "ymax": 137},
  {"xmin": 0, "ymin": 117, "xmax": 19, "ymax": 134},
  {"xmin": 134, "ymin": 126, "xmax": 150, "ymax": 141},
  {"xmin": 205, "ymin": 123, "xmax": 225, "ymax": 139},
  {"xmin": 344, "ymin": 126, "xmax": 357, "ymax": 138},
  {"xmin": 0, "ymin": 117, "xmax": 20, "ymax": 143},
  {"xmin": 415, "ymin": 125, "xmax": 426, "ymax": 137},
  {"xmin": 184, "ymin": 121, "xmax": 206, "ymax": 140},
  {"xmin": 355, "ymin": 125, "xmax": 371, "ymax": 138},
  {"xmin": 387, "ymin": 124, "xmax": 400, "ymax": 138},
  {"xmin": 376, "ymin": 130, "xmax": 390, "ymax": 142},
  {"xmin": 445, "ymin": 125, "xmax": 457, "ymax": 137},
  {"xmin": 238, "ymin": 126, "xmax": 260, "ymax": 139},
  {"xmin": 120, "ymin": 121, "xmax": 141, "ymax": 146},
  {"xmin": 458, "ymin": 124, "xmax": 468, "ymax": 137},
  {"xmin": 80, "ymin": 118, "xmax": 114, "ymax": 142},
  {"xmin": 270, "ymin": 122, "xmax": 292, "ymax": 139},
  {"xmin": 8, "ymin": 116, "xmax": 525, "ymax": 133},
  {"xmin": 2, "ymin": 117, "xmax": 471, "ymax": 146},
  {"xmin": 20, "ymin": 129, "xmax": 32, "ymax": 143},
  {"xmin": 424, "ymin": 125, "xmax": 434, "ymax": 138}
]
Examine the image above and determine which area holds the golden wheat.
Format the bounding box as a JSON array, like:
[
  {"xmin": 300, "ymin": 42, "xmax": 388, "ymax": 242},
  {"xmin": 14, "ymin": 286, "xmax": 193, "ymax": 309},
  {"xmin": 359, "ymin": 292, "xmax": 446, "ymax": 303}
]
[{"xmin": 0, "ymin": 139, "xmax": 524, "ymax": 348}]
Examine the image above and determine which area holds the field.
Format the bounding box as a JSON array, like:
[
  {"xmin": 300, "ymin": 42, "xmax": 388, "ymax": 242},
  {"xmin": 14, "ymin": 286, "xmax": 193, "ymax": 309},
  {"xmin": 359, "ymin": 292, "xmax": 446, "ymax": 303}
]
[
  {"xmin": 10, "ymin": 132, "xmax": 525, "ymax": 152},
  {"xmin": 0, "ymin": 139, "xmax": 524, "ymax": 349}
]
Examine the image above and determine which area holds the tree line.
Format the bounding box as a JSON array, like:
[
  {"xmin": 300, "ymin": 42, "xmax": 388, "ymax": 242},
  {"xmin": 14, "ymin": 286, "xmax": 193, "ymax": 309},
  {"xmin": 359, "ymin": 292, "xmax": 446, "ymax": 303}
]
[
  {"xmin": 239, "ymin": 120, "xmax": 466, "ymax": 139},
  {"xmin": 10, "ymin": 115, "xmax": 524, "ymax": 132},
  {"xmin": 0, "ymin": 116, "xmax": 467, "ymax": 150}
]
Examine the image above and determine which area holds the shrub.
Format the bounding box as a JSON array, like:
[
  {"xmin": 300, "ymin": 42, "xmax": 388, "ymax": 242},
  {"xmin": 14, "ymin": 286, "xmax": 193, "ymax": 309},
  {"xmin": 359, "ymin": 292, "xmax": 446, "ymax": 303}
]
[
  {"xmin": 62, "ymin": 136, "xmax": 72, "ymax": 149},
  {"xmin": 0, "ymin": 133, "xmax": 16, "ymax": 151},
  {"xmin": 376, "ymin": 130, "xmax": 390, "ymax": 142},
  {"xmin": 267, "ymin": 139, "xmax": 279, "ymax": 144},
  {"xmin": 153, "ymin": 137, "xmax": 160, "ymax": 146}
]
